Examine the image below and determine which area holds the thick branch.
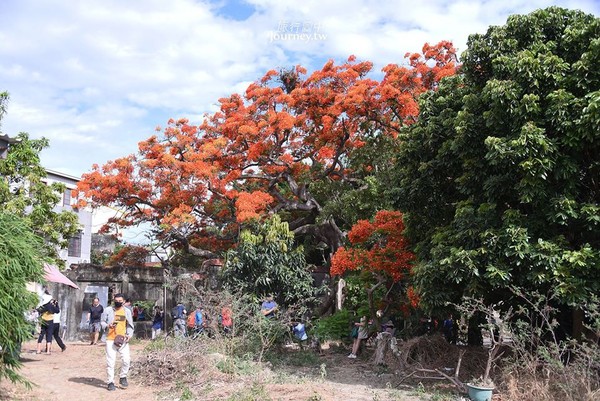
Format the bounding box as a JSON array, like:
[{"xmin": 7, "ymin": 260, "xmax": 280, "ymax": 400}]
[
  {"xmin": 168, "ymin": 229, "xmax": 218, "ymax": 259},
  {"xmin": 293, "ymin": 217, "xmax": 344, "ymax": 255},
  {"xmin": 322, "ymin": 118, "xmax": 351, "ymax": 178}
]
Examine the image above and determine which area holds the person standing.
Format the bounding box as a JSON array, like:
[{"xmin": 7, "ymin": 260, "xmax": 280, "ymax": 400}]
[
  {"xmin": 52, "ymin": 307, "xmax": 67, "ymax": 352},
  {"xmin": 220, "ymin": 307, "xmax": 233, "ymax": 335},
  {"xmin": 36, "ymin": 291, "xmax": 59, "ymax": 355},
  {"xmin": 348, "ymin": 316, "xmax": 368, "ymax": 359},
  {"xmin": 138, "ymin": 306, "xmax": 145, "ymax": 321},
  {"xmin": 293, "ymin": 321, "xmax": 308, "ymax": 343},
  {"xmin": 194, "ymin": 305, "xmax": 204, "ymax": 336},
  {"xmin": 151, "ymin": 306, "xmax": 163, "ymax": 340},
  {"xmin": 132, "ymin": 304, "xmax": 139, "ymax": 321},
  {"xmin": 261, "ymin": 295, "xmax": 277, "ymax": 319},
  {"xmin": 87, "ymin": 297, "xmax": 104, "ymax": 345},
  {"xmin": 101, "ymin": 293, "xmax": 134, "ymax": 391},
  {"xmin": 172, "ymin": 301, "xmax": 187, "ymax": 337},
  {"xmin": 443, "ymin": 314, "xmax": 456, "ymax": 344}
]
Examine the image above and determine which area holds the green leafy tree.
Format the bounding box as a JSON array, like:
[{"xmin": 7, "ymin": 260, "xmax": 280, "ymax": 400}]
[
  {"xmin": 0, "ymin": 92, "xmax": 79, "ymax": 264},
  {"xmin": 310, "ymin": 132, "xmax": 401, "ymax": 231},
  {"xmin": 390, "ymin": 7, "xmax": 600, "ymax": 310},
  {"xmin": 0, "ymin": 212, "xmax": 45, "ymax": 385},
  {"xmin": 222, "ymin": 215, "xmax": 318, "ymax": 308}
]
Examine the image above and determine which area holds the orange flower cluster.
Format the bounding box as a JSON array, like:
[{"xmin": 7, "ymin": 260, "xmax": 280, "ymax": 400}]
[
  {"xmin": 407, "ymin": 286, "xmax": 420, "ymax": 308},
  {"xmin": 331, "ymin": 210, "xmax": 415, "ymax": 282},
  {"xmin": 77, "ymin": 43, "xmax": 458, "ymax": 254},
  {"xmin": 235, "ymin": 191, "xmax": 274, "ymax": 222}
]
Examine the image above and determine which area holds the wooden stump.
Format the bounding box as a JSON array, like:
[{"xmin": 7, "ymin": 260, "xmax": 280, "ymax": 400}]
[{"xmin": 373, "ymin": 332, "xmax": 397, "ymax": 366}]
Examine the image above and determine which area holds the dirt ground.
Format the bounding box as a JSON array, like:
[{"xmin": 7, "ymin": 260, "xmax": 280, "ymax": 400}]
[
  {"xmin": 1, "ymin": 339, "xmax": 425, "ymax": 401},
  {"xmin": 0, "ymin": 340, "xmax": 157, "ymax": 401}
]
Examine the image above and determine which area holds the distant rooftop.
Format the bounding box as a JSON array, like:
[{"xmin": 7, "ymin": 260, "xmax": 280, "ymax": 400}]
[{"xmin": 45, "ymin": 168, "xmax": 81, "ymax": 182}]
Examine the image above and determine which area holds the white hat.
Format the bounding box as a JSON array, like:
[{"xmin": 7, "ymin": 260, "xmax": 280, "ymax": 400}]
[{"xmin": 41, "ymin": 293, "xmax": 52, "ymax": 305}]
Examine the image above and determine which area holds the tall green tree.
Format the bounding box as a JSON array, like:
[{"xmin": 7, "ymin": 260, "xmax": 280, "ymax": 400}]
[
  {"xmin": 390, "ymin": 7, "xmax": 600, "ymax": 310},
  {"xmin": 0, "ymin": 92, "xmax": 79, "ymax": 264},
  {"xmin": 222, "ymin": 215, "xmax": 318, "ymax": 308},
  {"xmin": 0, "ymin": 212, "xmax": 45, "ymax": 384}
]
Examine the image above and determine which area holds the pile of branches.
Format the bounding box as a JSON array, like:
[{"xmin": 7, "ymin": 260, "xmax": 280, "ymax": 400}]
[
  {"xmin": 375, "ymin": 334, "xmax": 488, "ymax": 388},
  {"xmin": 132, "ymin": 338, "xmax": 228, "ymax": 387}
]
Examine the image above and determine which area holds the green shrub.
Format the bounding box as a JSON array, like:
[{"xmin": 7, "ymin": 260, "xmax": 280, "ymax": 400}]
[
  {"xmin": 265, "ymin": 349, "xmax": 320, "ymax": 367},
  {"xmin": 225, "ymin": 383, "xmax": 272, "ymax": 401},
  {"xmin": 216, "ymin": 356, "xmax": 256, "ymax": 376},
  {"xmin": 0, "ymin": 212, "xmax": 45, "ymax": 385},
  {"xmin": 313, "ymin": 309, "xmax": 354, "ymax": 341},
  {"xmin": 222, "ymin": 215, "xmax": 320, "ymax": 309}
]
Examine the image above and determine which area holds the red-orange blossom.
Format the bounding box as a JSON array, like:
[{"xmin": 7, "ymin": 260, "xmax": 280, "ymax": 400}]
[{"xmin": 77, "ymin": 42, "xmax": 458, "ymax": 258}]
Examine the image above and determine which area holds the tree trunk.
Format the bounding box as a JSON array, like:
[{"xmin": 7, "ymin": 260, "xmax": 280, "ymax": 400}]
[
  {"xmin": 317, "ymin": 283, "xmax": 336, "ymax": 316},
  {"xmin": 337, "ymin": 278, "xmax": 346, "ymax": 310},
  {"xmin": 572, "ymin": 307, "xmax": 584, "ymax": 340},
  {"xmin": 373, "ymin": 332, "xmax": 397, "ymax": 366},
  {"xmin": 366, "ymin": 275, "xmax": 386, "ymax": 331}
]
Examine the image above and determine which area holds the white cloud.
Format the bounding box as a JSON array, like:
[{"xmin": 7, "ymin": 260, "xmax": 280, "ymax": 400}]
[{"xmin": 0, "ymin": 0, "xmax": 598, "ymax": 181}]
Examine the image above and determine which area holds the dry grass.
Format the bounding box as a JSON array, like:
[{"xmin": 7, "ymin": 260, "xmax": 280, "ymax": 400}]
[{"xmin": 499, "ymin": 342, "xmax": 600, "ymax": 401}]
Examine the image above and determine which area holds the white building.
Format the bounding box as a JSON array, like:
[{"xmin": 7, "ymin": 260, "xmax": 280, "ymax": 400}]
[{"xmin": 44, "ymin": 169, "xmax": 92, "ymax": 266}]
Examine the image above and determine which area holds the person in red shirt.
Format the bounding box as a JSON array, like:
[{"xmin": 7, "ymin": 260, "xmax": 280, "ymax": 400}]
[{"xmin": 221, "ymin": 307, "xmax": 233, "ymax": 334}]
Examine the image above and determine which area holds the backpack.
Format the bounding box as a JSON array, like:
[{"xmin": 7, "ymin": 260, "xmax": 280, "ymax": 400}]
[{"xmin": 187, "ymin": 312, "xmax": 196, "ymax": 328}]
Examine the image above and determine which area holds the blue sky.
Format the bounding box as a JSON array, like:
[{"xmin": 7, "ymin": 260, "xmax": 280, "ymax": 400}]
[{"xmin": 1, "ymin": 0, "xmax": 598, "ymax": 181}]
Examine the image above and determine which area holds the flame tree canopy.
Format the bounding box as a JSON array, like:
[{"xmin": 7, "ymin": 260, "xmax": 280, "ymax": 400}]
[
  {"xmin": 331, "ymin": 210, "xmax": 415, "ymax": 282},
  {"xmin": 77, "ymin": 42, "xmax": 458, "ymax": 262},
  {"xmin": 331, "ymin": 210, "xmax": 417, "ymax": 316}
]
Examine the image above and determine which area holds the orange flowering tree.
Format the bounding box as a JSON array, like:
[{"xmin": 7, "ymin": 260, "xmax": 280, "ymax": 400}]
[
  {"xmin": 77, "ymin": 42, "xmax": 458, "ymax": 263},
  {"xmin": 106, "ymin": 245, "xmax": 150, "ymax": 267},
  {"xmin": 331, "ymin": 210, "xmax": 416, "ymax": 320}
]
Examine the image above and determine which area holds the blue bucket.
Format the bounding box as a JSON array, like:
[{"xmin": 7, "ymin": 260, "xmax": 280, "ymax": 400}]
[{"xmin": 466, "ymin": 383, "xmax": 493, "ymax": 401}]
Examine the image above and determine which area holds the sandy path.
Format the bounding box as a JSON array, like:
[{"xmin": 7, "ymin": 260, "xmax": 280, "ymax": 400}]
[
  {"xmin": 1, "ymin": 340, "xmax": 158, "ymax": 401},
  {"xmin": 1, "ymin": 339, "xmax": 424, "ymax": 401}
]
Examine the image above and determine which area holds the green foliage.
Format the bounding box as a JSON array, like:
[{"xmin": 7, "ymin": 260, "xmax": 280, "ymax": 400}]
[
  {"xmin": 342, "ymin": 273, "xmax": 380, "ymax": 312},
  {"xmin": 90, "ymin": 249, "xmax": 111, "ymax": 265},
  {"xmin": 0, "ymin": 94, "xmax": 79, "ymax": 265},
  {"xmin": 133, "ymin": 300, "xmax": 156, "ymax": 319},
  {"xmin": 265, "ymin": 349, "xmax": 320, "ymax": 367},
  {"xmin": 390, "ymin": 7, "xmax": 600, "ymax": 310},
  {"xmin": 215, "ymin": 356, "xmax": 256, "ymax": 375},
  {"xmin": 225, "ymin": 382, "xmax": 272, "ymax": 401},
  {"xmin": 175, "ymin": 380, "xmax": 194, "ymax": 400},
  {"xmin": 222, "ymin": 215, "xmax": 319, "ymax": 308},
  {"xmin": 311, "ymin": 133, "xmax": 399, "ymax": 230},
  {"xmin": 0, "ymin": 212, "xmax": 45, "ymax": 385},
  {"xmin": 313, "ymin": 309, "xmax": 354, "ymax": 341}
]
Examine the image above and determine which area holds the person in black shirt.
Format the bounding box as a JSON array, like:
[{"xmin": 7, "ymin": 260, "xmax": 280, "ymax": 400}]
[
  {"xmin": 36, "ymin": 292, "xmax": 60, "ymax": 354},
  {"xmin": 87, "ymin": 297, "xmax": 104, "ymax": 345}
]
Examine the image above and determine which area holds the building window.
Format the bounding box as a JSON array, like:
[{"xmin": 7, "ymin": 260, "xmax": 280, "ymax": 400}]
[
  {"xmin": 63, "ymin": 189, "xmax": 71, "ymax": 206},
  {"xmin": 68, "ymin": 232, "xmax": 82, "ymax": 257}
]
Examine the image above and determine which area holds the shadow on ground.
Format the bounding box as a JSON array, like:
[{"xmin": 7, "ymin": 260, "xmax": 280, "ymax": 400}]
[{"xmin": 68, "ymin": 377, "xmax": 107, "ymax": 389}]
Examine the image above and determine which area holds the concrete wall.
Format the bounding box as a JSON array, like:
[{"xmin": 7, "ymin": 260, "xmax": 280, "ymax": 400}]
[
  {"xmin": 48, "ymin": 264, "xmax": 167, "ymax": 341},
  {"xmin": 45, "ymin": 260, "xmax": 226, "ymax": 341}
]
